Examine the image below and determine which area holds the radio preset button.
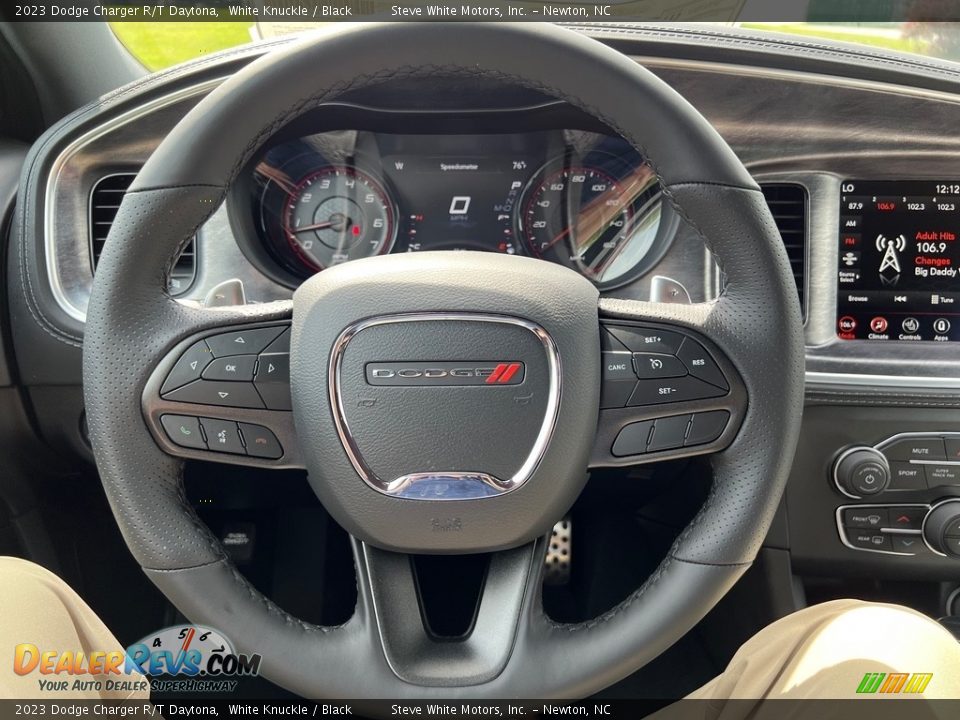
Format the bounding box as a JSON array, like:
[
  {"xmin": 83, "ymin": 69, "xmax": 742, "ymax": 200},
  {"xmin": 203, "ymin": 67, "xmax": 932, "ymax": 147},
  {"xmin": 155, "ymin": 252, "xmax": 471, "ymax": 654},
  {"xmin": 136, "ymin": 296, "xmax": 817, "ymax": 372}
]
[
  {"xmin": 611, "ymin": 420, "xmax": 654, "ymax": 457},
  {"xmin": 685, "ymin": 411, "xmax": 730, "ymax": 446},
  {"xmin": 647, "ymin": 415, "xmax": 692, "ymax": 452}
]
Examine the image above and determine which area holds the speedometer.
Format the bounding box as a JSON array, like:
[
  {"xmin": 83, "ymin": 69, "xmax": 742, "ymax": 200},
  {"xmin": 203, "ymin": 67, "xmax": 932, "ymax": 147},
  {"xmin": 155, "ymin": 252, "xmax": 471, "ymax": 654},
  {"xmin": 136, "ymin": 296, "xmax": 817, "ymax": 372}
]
[
  {"xmin": 283, "ymin": 166, "xmax": 396, "ymax": 271},
  {"xmin": 519, "ymin": 158, "xmax": 667, "ymax": 289}
]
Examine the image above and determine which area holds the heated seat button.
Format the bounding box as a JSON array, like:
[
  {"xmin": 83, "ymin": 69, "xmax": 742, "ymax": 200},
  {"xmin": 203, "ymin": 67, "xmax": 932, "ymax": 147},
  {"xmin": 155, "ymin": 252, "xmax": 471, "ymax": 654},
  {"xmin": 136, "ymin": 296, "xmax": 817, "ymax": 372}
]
[
  {"xmin": 160, "ymin": 340, "xmax": 213, "ymax": 395},
  {"xmin": 685, "ymin": 411, "xmax": 730, "ymax": 446},
  {"xmin": 886, "ymin": 507, "xmax": 926, "ymax": 531},
  {"xmin": 162, "ymin": 380, "xmax": 265, "ymax": 409},
  {"xmin": 239, "ymin": 423, "xmax": 283, "ymax": 460},
  {"xmin": 199, "ymin": 418, "xmax": 245, "ymax": 455},
  {"xmin": 648, "ymin": 415, "xmax": 692, "ymax": 452},
  {"xmin": 205, "ymin": 326, "xmax": 286, "ymax": 358},
  {"xmin": 676, "ymin": 338, "xmax": 728, "ymax": 390},
  {"xmin": 888, "ymin": 462, "xmax": 927, "ymax": 491},
  {"xmin": 611, "ymin": 420, "xmax": 653, "ymax": 457},
  {"xmin": 883, "ymin": 438, "xmax": 946, "ymax": 462},
  {"xmin": 202, "ymin": 355, "xmax": 257, "ymax": 382},
  {"xmin": 254, "ymin": 353, "xmax": 292, "ymax": 411},
  {"xmin": 605, "ymin": 326, "xmax": 684, "ymax": 355},
  {"xmin": 628, "ymin": 376, "xmax": 727, "ymax": 406},
  {"xmin": 847, "ymin": 530, "xmax": 891, "ymax": 552},
  {"xmin": 160, "ymin": 415, "xmax": 206, "ymax": 450},
  {"xmin": 632, "ymin": 352, "xmax": 686, "ymax": 379},
  {"xmin": 842, "ymin": 507, "xmax": 887, "ymax": 529}
]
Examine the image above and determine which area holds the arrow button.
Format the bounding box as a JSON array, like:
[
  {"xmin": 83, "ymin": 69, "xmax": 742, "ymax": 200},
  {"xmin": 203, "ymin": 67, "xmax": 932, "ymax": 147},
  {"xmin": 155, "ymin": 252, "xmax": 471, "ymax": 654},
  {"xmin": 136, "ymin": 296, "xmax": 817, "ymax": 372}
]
[{"xmin": 162, "ymin": 380, "xmax": 265, "ymax": 409}]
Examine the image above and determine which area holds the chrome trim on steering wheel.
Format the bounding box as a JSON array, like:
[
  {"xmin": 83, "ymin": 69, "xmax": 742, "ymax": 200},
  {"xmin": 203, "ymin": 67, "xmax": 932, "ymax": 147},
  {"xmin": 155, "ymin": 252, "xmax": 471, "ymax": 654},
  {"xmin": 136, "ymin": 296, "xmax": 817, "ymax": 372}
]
[{"xmin": 328, "ymin": 312, "xmax": 561, "ymax": 500}]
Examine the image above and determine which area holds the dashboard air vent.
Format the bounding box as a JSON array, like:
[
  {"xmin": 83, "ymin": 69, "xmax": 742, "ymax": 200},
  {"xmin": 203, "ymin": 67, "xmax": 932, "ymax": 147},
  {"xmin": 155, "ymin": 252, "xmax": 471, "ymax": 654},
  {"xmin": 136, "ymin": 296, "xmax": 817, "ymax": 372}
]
[
  {"xmin": 760, "ymin": 183, "xmax": 807, "ymax": 316},
  {"xmin": 89, "ymin": 173, "xmax": 197, "ymax": 295}
]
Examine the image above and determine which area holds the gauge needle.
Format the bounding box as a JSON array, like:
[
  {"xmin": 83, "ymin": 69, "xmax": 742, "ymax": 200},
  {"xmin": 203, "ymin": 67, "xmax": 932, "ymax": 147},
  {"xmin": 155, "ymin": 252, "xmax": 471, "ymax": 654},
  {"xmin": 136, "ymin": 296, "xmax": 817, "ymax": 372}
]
[{"xmin": 291, "ymin": 220, "xmax": 336, "ymax": 234}]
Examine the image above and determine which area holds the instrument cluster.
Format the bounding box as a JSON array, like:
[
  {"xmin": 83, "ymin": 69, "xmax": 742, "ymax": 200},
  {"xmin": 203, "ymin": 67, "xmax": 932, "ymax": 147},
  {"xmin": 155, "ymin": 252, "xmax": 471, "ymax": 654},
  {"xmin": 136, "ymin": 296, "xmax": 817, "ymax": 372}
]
[{"xmin": 246, "ymin": 129, "xmax": 677, "ymax": 290}]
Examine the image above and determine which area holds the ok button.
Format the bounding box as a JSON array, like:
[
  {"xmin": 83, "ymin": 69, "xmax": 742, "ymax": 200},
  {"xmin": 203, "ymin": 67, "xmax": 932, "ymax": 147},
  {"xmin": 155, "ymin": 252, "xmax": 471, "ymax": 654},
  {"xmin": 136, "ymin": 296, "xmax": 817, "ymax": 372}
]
[{"xmin": 602, "ymin": 351, "xmax": 635, "ymax": 382}]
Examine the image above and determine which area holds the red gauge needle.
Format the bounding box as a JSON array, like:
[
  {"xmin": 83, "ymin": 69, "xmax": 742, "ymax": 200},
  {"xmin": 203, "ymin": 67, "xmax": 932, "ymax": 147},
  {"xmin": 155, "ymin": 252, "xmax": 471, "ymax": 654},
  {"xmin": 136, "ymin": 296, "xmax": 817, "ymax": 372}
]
[{"xmin": 291, "ymin": 212, "xmax": 351, "ymax": 234}]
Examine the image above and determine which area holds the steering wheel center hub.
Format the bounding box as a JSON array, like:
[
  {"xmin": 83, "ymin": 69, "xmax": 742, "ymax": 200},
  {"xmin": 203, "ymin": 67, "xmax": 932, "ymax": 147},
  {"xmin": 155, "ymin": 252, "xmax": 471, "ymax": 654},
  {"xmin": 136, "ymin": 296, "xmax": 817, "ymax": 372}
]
[
  {"xmin": 328, "ymin": 312, "xmax": 560, "ymax": 501},
  {"xmin": 289, "ymin": 250, "xmax": 600, "ymax": 553}
]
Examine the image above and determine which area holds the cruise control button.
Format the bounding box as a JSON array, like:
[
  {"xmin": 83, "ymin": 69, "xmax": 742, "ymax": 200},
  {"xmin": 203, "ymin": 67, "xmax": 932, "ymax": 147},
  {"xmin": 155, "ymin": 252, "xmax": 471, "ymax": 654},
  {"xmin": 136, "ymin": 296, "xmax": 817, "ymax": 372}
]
[
  {"xmin": 628, "ymin": 376, "xmax": 727, "ymax": 406},
  {"xmin": 892, "ymin": 535, "xmax": 927, "ymax": 554},
  {"xmin": 611, "ymin": 420, "xmax": 654, "ymax": 457},
  {"xmin": 886, "ymin": 507, "xmax": 926, "ymax": 530},
  {"xmin": 847, "ymin": 531, "xmax": 891, "ymax": 551},
  {"xmin": 888, "ymin": 462, "xmax": 927, "ymax": 491},
  {"xmin": 254, "ymin": 353, "xmax": 292, "ymax": 410},
  {"xmin": 160, "ymin": 415, "xmax": 206, "ymax": 450},
  {"xmin": 602, "ymin": 351, "xmax": 635, "ymax": 382},
  {"xmin": 842, "ymin": 507, "xmax": 887, "ymax": 529},
  {"xmin": 199, "ymin": 418, "xmax": 245, "ymax": 455},
  {"xmin": 605, "ymin": 326, "xmax": 683, "ymax": 354},
  {"xmin": 632, "ymin": 352, "xmax": 686, "ymax": 379},
  {"xmin": 883, "ymin": 437, "xmax": 946, "ymax": 462},
  {"xmin": 162, "ymin": 380, "xmax": 265, "ymax": 409},
  {"xmin": 600, "ymin": 380, "xmax": 636, "ymax": 409},
  {"xmin": 205, "ymin": 327, "xmax": 286, "ymax": 358},
  {"xmin": 925, "ymin": 464, "xmax": 960, "ymax": 486},
  {"xmin": 239, "ymin": 423, "xmax": 283, "ymax": 459},
  {"xmin": 676, "ymin": 338, "xmax": 728, "ymax": 390},
  {"xmin": 160, "ymin": 340, "xmax": 213, "ymax": 395},
  {"xmin": 685, "ymin": 411, "xmax": 730, "ymax": 446},
  {"xmin": 647, "ymin": 415, "xmax": 691, "ymax": 452},
  {"xmin": 202, "ymin": 355, "xmax": 257, "ymax": 382}
]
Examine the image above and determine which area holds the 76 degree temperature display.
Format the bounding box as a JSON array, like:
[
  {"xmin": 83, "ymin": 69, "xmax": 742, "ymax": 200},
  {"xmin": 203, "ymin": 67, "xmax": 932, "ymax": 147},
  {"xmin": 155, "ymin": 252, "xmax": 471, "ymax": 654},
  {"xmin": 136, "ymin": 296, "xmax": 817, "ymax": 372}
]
[{"xmin": 837, "ymin": 180, "xmax": 960, "ymax": 342}]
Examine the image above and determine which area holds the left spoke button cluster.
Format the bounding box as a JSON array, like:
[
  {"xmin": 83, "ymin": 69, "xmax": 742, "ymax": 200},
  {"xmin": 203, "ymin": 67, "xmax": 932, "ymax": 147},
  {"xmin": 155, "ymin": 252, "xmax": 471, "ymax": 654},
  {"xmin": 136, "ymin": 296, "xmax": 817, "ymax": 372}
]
[
  {"xmin": 160, "ymin": 326, "xmax": 291, "ymax": 410},
  {"xmin": 160, "ymin": 414, "xmax": 283, "ymax": 460}
]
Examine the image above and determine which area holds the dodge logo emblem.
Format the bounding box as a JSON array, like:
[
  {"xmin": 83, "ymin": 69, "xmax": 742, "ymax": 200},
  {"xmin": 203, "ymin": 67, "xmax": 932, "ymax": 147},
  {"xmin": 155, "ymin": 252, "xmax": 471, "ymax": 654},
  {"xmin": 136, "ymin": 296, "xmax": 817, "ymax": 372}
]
[{"xmin": 366, "ymin": 361, "xmax": 525, "ymax": 386}]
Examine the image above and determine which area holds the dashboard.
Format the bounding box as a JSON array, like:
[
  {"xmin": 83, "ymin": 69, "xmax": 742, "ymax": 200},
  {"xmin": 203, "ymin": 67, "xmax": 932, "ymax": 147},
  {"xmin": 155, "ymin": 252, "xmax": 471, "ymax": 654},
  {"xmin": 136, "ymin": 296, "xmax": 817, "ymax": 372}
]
[
  {"xmin": 19, "ymin": 23, "xmax": 960, "ymax": 591},
  {"xmin": 241, "ymin": 128, "xmax": 673, "ymax": 291}
]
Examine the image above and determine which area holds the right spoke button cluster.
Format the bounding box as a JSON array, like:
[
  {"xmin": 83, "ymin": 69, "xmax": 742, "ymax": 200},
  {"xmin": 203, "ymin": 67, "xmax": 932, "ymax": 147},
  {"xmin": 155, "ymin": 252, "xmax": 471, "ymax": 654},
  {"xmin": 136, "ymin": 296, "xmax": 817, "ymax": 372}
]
[
  {"xmin": 612, "ymin": 410, "xmax": 730, "ymax": 457},
  {"xmin": 160, "ymin": 325, "xmax": 291, "ymax": 410},
  {"xmin": 600, "ymin": 324, "xmax": 729, "ymax": 409}
]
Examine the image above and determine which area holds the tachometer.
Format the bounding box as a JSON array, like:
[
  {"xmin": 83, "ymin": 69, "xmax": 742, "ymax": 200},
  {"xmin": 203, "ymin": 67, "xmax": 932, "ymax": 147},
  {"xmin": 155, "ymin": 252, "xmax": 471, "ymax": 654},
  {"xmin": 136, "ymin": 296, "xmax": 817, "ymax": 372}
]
[
  {"xmin": 519, "ymin": 158, "xmax": 667, "ymax": 289},
  {"xmin": 283, "ymin": 166, "xmax": 395, "ymax": 271}
]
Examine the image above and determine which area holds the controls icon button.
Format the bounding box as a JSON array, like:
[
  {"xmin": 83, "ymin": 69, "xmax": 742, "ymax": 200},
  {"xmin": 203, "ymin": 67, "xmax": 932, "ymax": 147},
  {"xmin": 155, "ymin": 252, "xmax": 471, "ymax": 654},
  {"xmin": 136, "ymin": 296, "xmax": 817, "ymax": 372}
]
[{"xmin": 901, "ymin": 317, "xmax": 920, "ymax": 334}]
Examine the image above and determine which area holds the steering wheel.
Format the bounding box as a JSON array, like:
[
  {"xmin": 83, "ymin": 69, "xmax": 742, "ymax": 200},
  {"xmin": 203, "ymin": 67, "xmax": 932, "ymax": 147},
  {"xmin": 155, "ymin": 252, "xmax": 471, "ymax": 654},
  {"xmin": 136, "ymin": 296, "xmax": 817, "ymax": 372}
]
[{"xmin": 83, "ymin": 23, "xmax": 803, "ymax": 698}]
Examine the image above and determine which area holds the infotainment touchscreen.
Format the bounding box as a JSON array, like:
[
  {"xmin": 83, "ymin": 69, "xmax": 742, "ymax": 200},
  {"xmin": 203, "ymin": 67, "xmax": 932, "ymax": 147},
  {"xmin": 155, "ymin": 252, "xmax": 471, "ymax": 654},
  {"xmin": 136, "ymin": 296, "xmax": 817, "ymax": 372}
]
[{"xmin": 837, "ymin": 180, "xmax": 960, "ymax": 341}]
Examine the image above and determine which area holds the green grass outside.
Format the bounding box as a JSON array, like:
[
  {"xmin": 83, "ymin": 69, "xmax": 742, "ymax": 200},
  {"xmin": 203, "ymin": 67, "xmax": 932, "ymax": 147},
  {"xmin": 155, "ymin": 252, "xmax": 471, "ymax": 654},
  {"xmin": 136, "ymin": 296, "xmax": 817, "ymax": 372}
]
[
  {"xmin": 110, "ymin": 22, "xmax": 255, "ymax": 71},
  {"xmin": 741, "ymin": 23, "xmax": 923, "ymax": 55}
]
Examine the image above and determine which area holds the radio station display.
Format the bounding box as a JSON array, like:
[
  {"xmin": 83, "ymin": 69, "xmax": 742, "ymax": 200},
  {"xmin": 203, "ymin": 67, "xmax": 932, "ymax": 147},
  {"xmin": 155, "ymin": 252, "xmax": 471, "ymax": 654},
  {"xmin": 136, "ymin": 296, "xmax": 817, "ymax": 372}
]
[{"xmin": 837, "ymin": 180, "xmax": 960, "ymax": 341}]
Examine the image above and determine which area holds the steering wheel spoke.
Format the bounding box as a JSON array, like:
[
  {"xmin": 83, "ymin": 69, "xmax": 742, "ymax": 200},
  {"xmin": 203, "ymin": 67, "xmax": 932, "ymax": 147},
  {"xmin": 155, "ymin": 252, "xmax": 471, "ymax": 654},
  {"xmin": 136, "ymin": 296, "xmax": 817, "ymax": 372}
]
[
  {"xmin": 590, "ymin": 302, "xmax": 747, "ymax": 468},
  {"xmin": 142, "ymin": 311, "xmax": 303, "ymax": 469},
  {"xmin": 354, "ymin": 537, "xmax": 545, "ymax": 688}
]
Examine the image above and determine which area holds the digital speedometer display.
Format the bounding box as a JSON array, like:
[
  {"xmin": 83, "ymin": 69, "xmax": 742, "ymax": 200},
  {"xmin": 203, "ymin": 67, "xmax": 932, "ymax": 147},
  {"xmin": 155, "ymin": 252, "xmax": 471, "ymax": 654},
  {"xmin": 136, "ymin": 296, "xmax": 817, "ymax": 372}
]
[{"xmin": 837, "ymin": 180, "xmax": 960, "ymax": 341}]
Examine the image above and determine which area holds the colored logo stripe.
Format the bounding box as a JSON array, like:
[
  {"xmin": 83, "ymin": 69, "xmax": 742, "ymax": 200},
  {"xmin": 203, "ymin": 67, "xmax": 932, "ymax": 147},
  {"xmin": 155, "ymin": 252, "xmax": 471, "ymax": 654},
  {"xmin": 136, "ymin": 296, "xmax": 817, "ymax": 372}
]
[{"xmin": 486, "ymin": 363, "xmax": 522, "ymax": 384}]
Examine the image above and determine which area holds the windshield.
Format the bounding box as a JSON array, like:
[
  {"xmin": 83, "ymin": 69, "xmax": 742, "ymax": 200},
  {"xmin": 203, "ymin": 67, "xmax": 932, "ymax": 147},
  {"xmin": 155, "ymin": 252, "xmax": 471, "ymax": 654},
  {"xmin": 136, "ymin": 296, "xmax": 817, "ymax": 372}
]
[{"xmin": 110, "ymin": 21, "xmax": 960, "ymax": 72}]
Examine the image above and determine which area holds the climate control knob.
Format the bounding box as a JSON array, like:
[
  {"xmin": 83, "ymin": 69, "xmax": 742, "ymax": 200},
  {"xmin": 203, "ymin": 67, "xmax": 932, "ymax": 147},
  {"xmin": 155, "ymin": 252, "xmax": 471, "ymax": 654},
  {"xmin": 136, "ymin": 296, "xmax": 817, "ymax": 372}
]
[
  {"xmin": 833, "ymin": 446, "xmax": 890, "ymax": 498},
  {"xmin": 922, "ymin": 501, "xmax": 960, "ymax": 557}
]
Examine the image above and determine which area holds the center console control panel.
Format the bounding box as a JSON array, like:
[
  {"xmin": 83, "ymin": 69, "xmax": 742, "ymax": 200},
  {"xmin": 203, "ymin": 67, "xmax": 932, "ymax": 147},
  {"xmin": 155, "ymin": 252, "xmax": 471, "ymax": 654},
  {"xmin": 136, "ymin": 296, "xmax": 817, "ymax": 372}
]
[{"xmin": 833, "ymin": 433, "xmax": 960, "ymax": 498}]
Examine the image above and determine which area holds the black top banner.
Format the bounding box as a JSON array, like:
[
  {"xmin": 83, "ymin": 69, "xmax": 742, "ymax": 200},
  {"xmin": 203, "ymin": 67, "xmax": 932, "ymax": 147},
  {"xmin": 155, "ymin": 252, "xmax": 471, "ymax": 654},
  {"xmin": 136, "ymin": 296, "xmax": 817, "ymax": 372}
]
[{"xmin": 7, "ymin": 0, "xmax": 960, "ymax": 23}]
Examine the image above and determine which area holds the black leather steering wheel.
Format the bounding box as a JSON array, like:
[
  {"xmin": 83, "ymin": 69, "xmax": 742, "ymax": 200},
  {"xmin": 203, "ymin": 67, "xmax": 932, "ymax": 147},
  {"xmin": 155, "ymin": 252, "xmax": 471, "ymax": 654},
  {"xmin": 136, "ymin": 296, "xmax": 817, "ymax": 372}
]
[{"xmin": 82, "ymin": 23, "xmax": 804, "ymax": 698}]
